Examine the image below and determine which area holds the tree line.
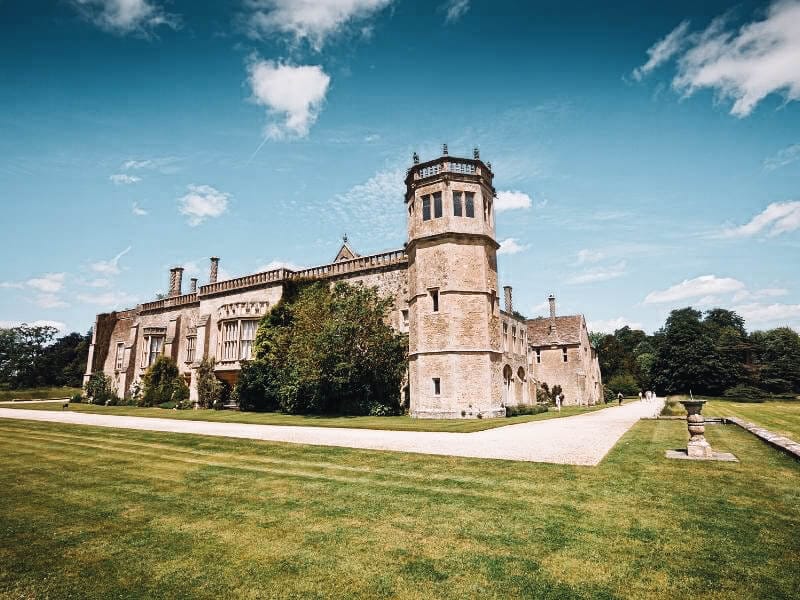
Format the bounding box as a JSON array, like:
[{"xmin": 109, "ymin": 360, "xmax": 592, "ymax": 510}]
[
  {"xmin": 0, "ymin": 324, "xmax": 89, "ymax": 390},
  {"xmin": 592, "ymin": 307, "xmax": 800, "ymax": 397}
]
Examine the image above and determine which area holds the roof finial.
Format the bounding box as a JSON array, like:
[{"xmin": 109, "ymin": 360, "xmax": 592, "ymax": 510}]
[
  {"xmin": 442, "ymin": 143, "xmax": 448, "ymax": 156},
  {"xmin": 342, "ymin": 233, "xmax": 348, "ymax": 244},
  {"xmin": 412, "ymin": 151, "xmax": 419, "ymax": 165},
  {"xmin": 473, "ymin": 147, "xmax": 480, "ymax": 159}
]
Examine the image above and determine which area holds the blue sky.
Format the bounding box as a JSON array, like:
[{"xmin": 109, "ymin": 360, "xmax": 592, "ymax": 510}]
[{"xmin": 1, "ymin": 0, "xmax": 799, "ymax": 335}]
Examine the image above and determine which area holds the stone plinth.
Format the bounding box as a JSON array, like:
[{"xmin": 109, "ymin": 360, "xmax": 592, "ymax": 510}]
[{"xmin": 665, "ymin": 397, "xmax": 738, "ymax": 462}]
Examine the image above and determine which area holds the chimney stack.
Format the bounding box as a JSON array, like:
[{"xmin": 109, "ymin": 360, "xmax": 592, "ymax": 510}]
[
  {"xmin": 548, "ymin": 294, "xmax": 557, "ymax": 334},
  {"xmin": 189, "ymin": 278, "xmax": 198, "ymax": 294},
  {"xmin": 209, "ymin": 257, "xmax": 219, "ymax": 284},
  {"xmin": 503, "ymin": 286, "xmax": 513, "ymax": 313},
  {"xmin": 168, "ymin": 267, "xmax": 184, "ymax": 297}
]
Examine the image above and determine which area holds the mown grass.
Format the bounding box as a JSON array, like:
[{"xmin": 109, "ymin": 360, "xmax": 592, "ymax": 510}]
[
  {"xmin": 0, "ymin": 386, "xmax": 81, "ymax": 401},
  {"xmin": 2, "ymin": 401, "xmax": 605, "ymax": 432},
  {"xmin": 0, "ymin": 418, "xmax": 798, "ymax": 599},
  {"xmin": 661, "ymin": 395, "xmax": 800, "ymax": 442}
]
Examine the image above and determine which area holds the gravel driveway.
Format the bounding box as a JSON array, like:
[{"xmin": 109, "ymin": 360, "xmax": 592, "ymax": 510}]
[{"xmin": 0, "ymin": 399, "xmax": 663, "ymax": 465}]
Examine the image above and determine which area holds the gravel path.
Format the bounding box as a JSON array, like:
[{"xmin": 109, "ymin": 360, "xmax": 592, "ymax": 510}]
[{"xmin": 0, "ymin": 399, "xmax": 663, "ymax": 465}]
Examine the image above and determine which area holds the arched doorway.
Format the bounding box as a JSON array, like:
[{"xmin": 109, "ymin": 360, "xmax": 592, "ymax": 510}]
[
  {"xmin": 502, "ymin": 365, "xmax": 513, "ymax": 405},
  {"xmin": 516, "ymin": 367, "xmax": 526, "ymax": 405}
]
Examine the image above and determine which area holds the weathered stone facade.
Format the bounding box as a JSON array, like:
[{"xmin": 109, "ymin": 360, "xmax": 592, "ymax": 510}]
[{"xmin": 85, "ymin": 150, "xmax": 600, "ymax": 417}]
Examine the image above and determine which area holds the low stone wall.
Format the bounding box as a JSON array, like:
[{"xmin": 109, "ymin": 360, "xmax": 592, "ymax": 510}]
[{"xmin": 726, "ymin": 417, "xmax": 800, "ymax": 460}]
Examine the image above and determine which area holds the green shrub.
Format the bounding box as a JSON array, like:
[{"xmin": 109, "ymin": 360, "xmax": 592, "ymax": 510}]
[
  {"xmin": 158, "ymin": 401, "xmax": 177, "ymax": 409},
  {"xmin": 84, "ymin": 372, "xmax": 116, "ymax": 405},
  {"xmin": 69, "ymin": 393, "xmax": 82, "ymax": 404},
  {"xmin": 603, "ymin": 386, "xmax": 615, "ymax": 404},
  {"xmin": 235, "ymin": 360, "xmax": 279, "ymax": 412},
  {"xmin": 505, "ymin": 404, "xmax": 548, "ymax": 417},
  {"xmin": 140, "ymin": 356, "xmax": 187, "ymax": 407},
  {"xmin": 607, "ymin": 374, "xmax": 639, "ymax": 397},
  {"xmin": 196, "ymin": 358, "xmax": 222, "ymax": 409},
  {"xmin": 723, "ymin": 384, "xmax": 768, "ymax": 402}
]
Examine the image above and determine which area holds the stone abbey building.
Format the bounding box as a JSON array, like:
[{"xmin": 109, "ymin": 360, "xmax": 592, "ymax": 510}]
[{"xmin": 85, "ymin": 149, "xmax": 602, "ymax": 418}]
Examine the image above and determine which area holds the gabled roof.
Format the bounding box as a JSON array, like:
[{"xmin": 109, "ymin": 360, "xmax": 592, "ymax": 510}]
[
  {"xmin": 527, "ymin": 315, "xmax": 584, "ymax": 346},
  {"xmin": 333, "ymin": 240, "xmax": 360, "ymax": 262}
]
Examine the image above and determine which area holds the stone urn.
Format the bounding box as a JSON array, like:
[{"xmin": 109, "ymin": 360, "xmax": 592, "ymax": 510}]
[{"xmin": 680, "ymin": 399, "xmax": 712, "ymax": 458}]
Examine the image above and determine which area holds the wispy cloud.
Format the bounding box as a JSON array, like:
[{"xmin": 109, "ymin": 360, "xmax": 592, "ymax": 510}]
[
  {"xmin": 567, "ymin": 261, "xmax": 627, "ymax": 284},
  {"xmin": 644, "ymin": 274, "xmax": 745, "ymax": 304},
  {"xmin": 733, "ymin": 287, "xmax": 788, "ymax": 302},
  {"xmin": 576, "ymin": 249, "xmax": 605, "ymax": 265},
  {"xmin": 35, "ymin": 294, "xmax": 69, "ymax": 309},
  {"xmin": 132, "ymin": 201, "xmax": 148, "ymax": 216},
  {"xmin": 121, "ymin": 156, "xmax": 181, "ymax": 173},
  {"xmin": 495, "ymin": 190, "xmax": 533, "ymax": 212},
  {"xmin": 587, "ymin": 317, "xmax": 644, "ymax": 334},
  {"xmin": 110, "ymin": 173, "xmax": 141, "ymax": 185},
  {"xmin": 441, "ymin": 0, "xmax": 469, "ymax": 24},
  {"xmin": 243, "ymin": 0, "xmax": 393, "ymax": 50},
  {"xmin": 76, "ymin": 290, "xmax": 137, "ymax": 308},
  {"xmin": 178, "ymin": 185, "xmax": 230, "ymax": 226},
  {"xmin": 256, "ymin": 260, "xmax": 306, "ymax": 272},
  {"xmin": 91, "ymin": 246, "xmax": 132, "ymax": 275},
  {"xmin": 633, "ymin": 1, "xmax": 800, "ymax": 117},
  {"xmin": 764, "ymin": 144, "xmax": 800, "ymax": 171},
  {"xmin": 247, "ymin": 58, "xmax": 331, "ymax": 140},
  {"xmin": 497, "ymin": 238, "xmax": 529, "ymax": 255},
  {"xmin": 26, "ymin": 273, "xmax": 65, "ymax": 293},
  {"xmin": 72, "ymin": 0, "xmax": 180, "ymax": 37},
  {"xmin": 716, "ymin": 201, "xmax": 800, "ymax": 238},
  {"xmin": 732, "ymin": 301, "xmax": 800, "ymax": 326}
]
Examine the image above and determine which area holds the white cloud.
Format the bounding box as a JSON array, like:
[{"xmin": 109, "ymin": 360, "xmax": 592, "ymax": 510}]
[
  {"xmin": 178, "ymin": 185, "xmax": 230, "ymax": 226},
  {"xmin": 644, "ymin": 275, "xmax": 745, "ymax": 304},
  {"xmin": 587, "ymin": 317, "xmax": 644, "ymax": 334},
  {"xmin": 26, "ymin": 273, "xmax": 65, "ymax": 293},
  {"xmin": 567, "ymin": 261, "xmax": 627, "ymax": 284},
  {"xmin": 35, "ymin": 294, "xmax": 69, "ymax": 309},
  {"xmin": 733, "ymin": 287, "xmax": 788, "ymax": 302},
  {"xmin": 497, "ymin": 238, "xmax": 529, "ymax": 256},
  {"xmin": 576, "ymin": 249, "xmax": 605, "ymax": 265},
  {"xmin": 442, "ymin": 0, "xmax": 470, "ymax": 24},
  {"xmin": 528, "ymin": 301, "xmax": 549, "ymax": 317},
  {"xmin": 77, "ymin": 290, "xmax": 137, "ymax": 308},
  {"xmin": 132, "ymin": 201, "xmax": 148, "ymax": 216},
  {"xmin": 110, "ymin": 173, "xmax": 141, "ymax": 185},
  {"xmin": 635, "ymin": 1, "xmax": 800, "ymax": 117},
  {"xmin": 717, "ymin": 201, "xmax": 800, "ymax": 238},
  {"xmin": 0, "ymin": 320, "xmax": 67, "ymax": 332},
  {"xmin": 632, "ymin": 20, "xmax": 691, "ymax": 81},
  {"xmin": 244, "ymin": 0, "xmax": 393, "ymax": 50},
  {"xmin": 73, "ymin": 0, "xmax": 180, "ymax": 36},
  {"xmin": 248, "ymin": 59, "xmax": 331, "ymax": 139},
  {"xmin": 495, "ymin": 190, "xmax": 533, "ymax": 212},
  {"xmin": 123, "ymin": 159, "xmax": 153, "ymax": 169},
  {"xmin": 733, "ymin": 302, "xmax": 800, "ymax": 325},
  {"xmin": 257, "ymin": 260, "xmax": 306, "ymax": 272},
  {"xmin": 91, "ymin": 246, "xmax": 132, "ymax": 276},
  {"xmin": 0, "ymin": 282, "xmax": 24, "ymax": 289},
  {"xmin": 764, "ymin": 144, "xmax": 800, "ymax": 171}
]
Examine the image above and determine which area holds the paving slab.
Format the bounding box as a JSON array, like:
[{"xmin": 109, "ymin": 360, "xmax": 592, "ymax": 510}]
[{"xmin": 0, "ymin": 399, "xmax": 664, "ymax": 466}]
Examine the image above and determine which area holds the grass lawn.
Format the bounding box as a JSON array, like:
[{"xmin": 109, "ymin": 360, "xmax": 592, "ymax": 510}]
[
  {"xmin": 0, "ymin": 418, "xmax": 798, "ymax": 599},
  {"xmin": 661, "ymin": 395, "xmax": 800, "ymax": 442},
  {"xmin": 2, "ymin": 401, "xmax": 605, "ymax": 433},
  {"xmin": 0, "ymin": 386, "xmax": 81, "ymax": 402}
]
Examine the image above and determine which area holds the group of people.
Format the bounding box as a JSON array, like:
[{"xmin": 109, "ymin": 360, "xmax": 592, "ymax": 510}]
[{"xmin": 614, "ymin": 390, "xmax": 658, "ymax": 406}]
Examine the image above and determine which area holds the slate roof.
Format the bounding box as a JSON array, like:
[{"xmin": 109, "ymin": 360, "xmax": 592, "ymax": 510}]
[{"xmin": 527, "ymin": 315, "xmax": 584, "ymax": 346}]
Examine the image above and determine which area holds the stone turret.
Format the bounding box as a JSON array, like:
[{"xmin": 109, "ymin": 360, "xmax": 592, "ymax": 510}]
[{"xmin": 405, "ymin": 147, "xmax": 503, "ymax": 418}]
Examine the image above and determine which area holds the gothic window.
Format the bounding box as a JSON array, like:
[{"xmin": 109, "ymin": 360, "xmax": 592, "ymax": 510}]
[
  {"xmin": 453, "ymin": 190, "xmax": 462, "ymax": 216},
  {"xmin": 433, "ymin": 377, "xmax": 441, "ymax": 396},
  {"xmin": 465, "ymin": 192, "xmax": 475, "ymax": 217},
  {"xmin": 562, "ymin": 347, "xmax": 568, "ymax": 362},
  {"xmin": 503, "ymin": 322, "xmax": 508, "ymax": 352},
  {"xmin": 222, "ymin": 321, "xmax": 238, "ymax": 361},
  {"xmin": 115, "ymin": 342, "xmax": 124, "ymax": 371},
  {"xmin": 512, "ymin": 327, "xmax": 517, "ymax": 353},
  {"xmin": 430, "ymin": 289, "xmax": 439, "ymax": 313},
  {"xmin": 400, "ymin": 309, "xmax": 409, "ymax": 331},
  {"xmin": 145, "ymin": 335, "xmax": 163, "ymax": 367},
  {"xmin": 433, "ymin": 192, "xmax": 442, "ymax": 218},
  {"xmin": 240, "ymin": 320, "xmax": 257, "ymax": 360},
  {"xmin": 186, "ymin": 336, "xmax": 196, "ymax": 363},
  {"xmin": 422, "ymin": 196, "xmax": 431, "ymax": 221}
]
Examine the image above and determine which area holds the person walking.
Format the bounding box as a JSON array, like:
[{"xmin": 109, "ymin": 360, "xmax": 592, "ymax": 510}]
[
  {"xmin": 555, "ymin": 392, "xmax": 563, "ymax": 412},
  {"xmin": 638, "ymin": 391, "xmax": 643, "ymax": 402},
  {"xmin": 617, "ymin": 392, "xmax": 623, "ymax": 406}
]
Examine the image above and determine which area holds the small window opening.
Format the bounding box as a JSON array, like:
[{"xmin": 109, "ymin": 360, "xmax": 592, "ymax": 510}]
[
  {"xmin": 430, "ymin": 289, "xmax": 439, "ymax": 313},
  {"xmin": 433, "ymin": 377, "xmax": 441, "ymax": 396},
  {"xmin": 453, "ymin": 191, "xmax": 462, "ymax": 216},
  {"xmin": 433, "ymin": 192, "xmax": 442, "ymax": 218},
  {"xmin": 536, "ymin": 349, "xmax": 541, "ymax": 364},
  {"xmin": 465, "ymin": 192, "xmax": 475, "ymax": 218},
  {"xmin": 422, "ymin": 196, "xmax": 431, "ymax": 221},
  {"xmin": 562, "ymin": 347, "xmax": 568, "ymax": 362}
]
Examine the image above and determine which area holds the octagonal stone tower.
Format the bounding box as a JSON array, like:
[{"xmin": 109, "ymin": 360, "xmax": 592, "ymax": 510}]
[{"xmin": 405, "ymin": 147, "xmax": 504, "ymax": 418}]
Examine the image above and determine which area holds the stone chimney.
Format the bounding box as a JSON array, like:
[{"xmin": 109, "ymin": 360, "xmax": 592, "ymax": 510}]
[
  {"xmin": 209, "ymin": 257, "xmax": 219, "ymax": 284},
  {"xmin": 169, "ymin": 267, "xmax": 184, "ymax": 297},
  {"xmin": 503, "ymin": 286, "xmax": 513, "ymax": 313},
  {"xmin": 548, "ymin": 294, "xmax": 557, "ymax": 334},
  {"xmin": 189, "ymin": 278, "xmax": 198, "ymax": 294}
]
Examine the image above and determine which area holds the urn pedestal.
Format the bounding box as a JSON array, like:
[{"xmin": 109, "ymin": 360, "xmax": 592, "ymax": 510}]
[{"xmin": 681, "ymin": 399, "xmax": 713, "ymax": 458}]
